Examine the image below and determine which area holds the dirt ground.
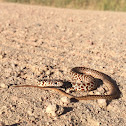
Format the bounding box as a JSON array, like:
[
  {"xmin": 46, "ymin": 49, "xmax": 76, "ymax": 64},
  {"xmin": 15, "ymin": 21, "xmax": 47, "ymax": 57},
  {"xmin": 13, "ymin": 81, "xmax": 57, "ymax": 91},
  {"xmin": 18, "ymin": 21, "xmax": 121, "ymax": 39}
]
[{"xmin": 0, "ymin": 2, "xmax": 126, "ymax": 126}]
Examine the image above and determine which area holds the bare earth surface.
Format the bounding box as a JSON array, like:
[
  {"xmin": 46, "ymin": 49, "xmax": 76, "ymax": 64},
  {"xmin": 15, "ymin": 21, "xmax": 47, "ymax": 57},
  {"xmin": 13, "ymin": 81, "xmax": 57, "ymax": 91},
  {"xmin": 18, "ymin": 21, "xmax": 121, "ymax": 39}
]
[{"xmin": 0, "ymin": 2, "xmax": 126, "ymax": 126}]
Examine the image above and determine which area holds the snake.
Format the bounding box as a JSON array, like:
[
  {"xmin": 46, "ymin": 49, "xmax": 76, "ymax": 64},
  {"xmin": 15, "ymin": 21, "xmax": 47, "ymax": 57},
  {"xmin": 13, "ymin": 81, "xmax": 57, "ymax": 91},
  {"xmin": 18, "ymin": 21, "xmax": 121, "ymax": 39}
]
[{"xmin": 14, "ymin": 67, "xmax": 118, "ymax": 100}]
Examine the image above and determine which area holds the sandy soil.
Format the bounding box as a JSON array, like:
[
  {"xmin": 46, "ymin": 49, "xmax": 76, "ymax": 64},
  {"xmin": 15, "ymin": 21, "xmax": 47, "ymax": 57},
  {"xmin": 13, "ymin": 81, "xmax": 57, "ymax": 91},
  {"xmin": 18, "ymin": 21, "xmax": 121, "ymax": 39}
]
[{"xmin": 0, "ymin": 2, "xmax": 126, "ymax": 126}]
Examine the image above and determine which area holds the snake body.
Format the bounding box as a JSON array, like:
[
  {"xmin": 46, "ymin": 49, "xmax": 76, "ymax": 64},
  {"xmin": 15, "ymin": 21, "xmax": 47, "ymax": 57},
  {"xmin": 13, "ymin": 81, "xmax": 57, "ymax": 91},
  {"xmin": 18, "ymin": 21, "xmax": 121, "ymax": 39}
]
[{"xmin": 14, "ymin": 67, "xmax": 118, "ymax": 100}]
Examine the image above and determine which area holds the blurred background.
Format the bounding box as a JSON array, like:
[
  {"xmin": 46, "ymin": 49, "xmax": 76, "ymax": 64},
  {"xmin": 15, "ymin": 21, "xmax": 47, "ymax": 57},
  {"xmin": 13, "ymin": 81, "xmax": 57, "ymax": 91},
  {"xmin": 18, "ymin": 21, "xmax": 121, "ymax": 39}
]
[{"xmin": 1, "ymin": 0, "xmax": 126, "ymax": 11}]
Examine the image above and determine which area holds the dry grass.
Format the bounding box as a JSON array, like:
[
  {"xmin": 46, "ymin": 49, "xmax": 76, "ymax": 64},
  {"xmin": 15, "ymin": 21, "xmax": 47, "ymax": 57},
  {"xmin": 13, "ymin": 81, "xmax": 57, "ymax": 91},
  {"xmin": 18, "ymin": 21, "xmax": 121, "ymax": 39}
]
[{"xmin": 2, "ymin": 0, "xmax": 126, "ymax": 11}]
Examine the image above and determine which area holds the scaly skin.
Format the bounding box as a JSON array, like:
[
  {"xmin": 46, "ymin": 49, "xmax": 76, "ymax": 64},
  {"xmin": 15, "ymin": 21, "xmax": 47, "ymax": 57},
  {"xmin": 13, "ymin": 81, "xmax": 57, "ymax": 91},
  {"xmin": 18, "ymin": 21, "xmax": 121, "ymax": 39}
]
[{"xmin": 13, "ymin": 67, "xmax": 118, "ymax": 100}]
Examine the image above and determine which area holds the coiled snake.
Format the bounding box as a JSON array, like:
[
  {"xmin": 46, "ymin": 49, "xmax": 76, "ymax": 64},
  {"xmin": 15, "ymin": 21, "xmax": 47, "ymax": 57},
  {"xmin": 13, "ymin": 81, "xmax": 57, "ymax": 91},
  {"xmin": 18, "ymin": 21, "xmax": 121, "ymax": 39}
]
[{"xmin": 14, "ymin": 67, "xmax": 118, "ymax": 100}]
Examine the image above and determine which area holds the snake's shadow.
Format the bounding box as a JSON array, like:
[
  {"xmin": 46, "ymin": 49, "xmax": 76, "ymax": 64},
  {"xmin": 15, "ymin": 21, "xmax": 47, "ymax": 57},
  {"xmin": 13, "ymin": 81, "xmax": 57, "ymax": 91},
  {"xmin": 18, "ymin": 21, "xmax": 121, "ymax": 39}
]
[
  {"xmin": 6, "ymin": 123, "xmax": 20, "ymax": 126},
  {"xmin": 62, "ymin": 107, "xmax": 73, "ymax": 115}
]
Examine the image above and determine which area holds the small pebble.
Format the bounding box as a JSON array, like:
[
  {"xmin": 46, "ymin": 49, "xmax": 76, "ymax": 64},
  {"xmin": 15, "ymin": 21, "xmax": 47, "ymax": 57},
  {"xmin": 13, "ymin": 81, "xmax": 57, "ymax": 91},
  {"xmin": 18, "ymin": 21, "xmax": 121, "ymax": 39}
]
[
  {"xmin": 0, "ymin": 83, "xmax": 8, "ymax": 88},
  {"xmin": 60, "ymin": 96, "xmax": 70, "ymax": 106},
  {"xmin": 56, "ymin": 105, "xmax": 64, "ymax": 116},
  {"xmin": 46, "ymin": 104, "xmax": 64, "ymax": 117},
  {"xmin": 27, "ymin": 108, "xmax": 34, "ymax": 116},
  {"xmin": 46, "ymin": 104, "xmax": 57, "ymax": 117},
  {"xmin": 97, "ymin": 99, "xmax": 107, "ymax": 108},
  {"xmin": 45, "ymin": 70, "xmax": 51, "ymax": 76}
]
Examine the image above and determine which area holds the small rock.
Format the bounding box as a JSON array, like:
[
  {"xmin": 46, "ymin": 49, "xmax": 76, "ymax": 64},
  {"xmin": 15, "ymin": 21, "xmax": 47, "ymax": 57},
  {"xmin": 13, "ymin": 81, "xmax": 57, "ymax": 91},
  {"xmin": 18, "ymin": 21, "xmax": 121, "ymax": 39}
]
[
  {"xmin": 0, "ymin": 83, "xmax": 8, "ymax": 88},
  {"xmin": 46, "ymin": 104, "xmax": 64, "ymax": 117},
  {"xmin": 27, "ymin": 108, "xmax": 34, "ymax": 116},
  {"xmin": 45, "ymin": 70, "xmax": 51, "ymax": 76},
  {"xmin": 46, "ymin": 104, "xmax": 57, "ymax": 117},
  {"xmin": 97, "ymin": 99, "xmax": 107, "ymax": 108},
  {"xmin": 56, "ymin": 105, "xmax": 64, "ymax": 116},
  {"xmin": 60, "ymin": 96, "xmax": 70, "ymax": 106}
]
